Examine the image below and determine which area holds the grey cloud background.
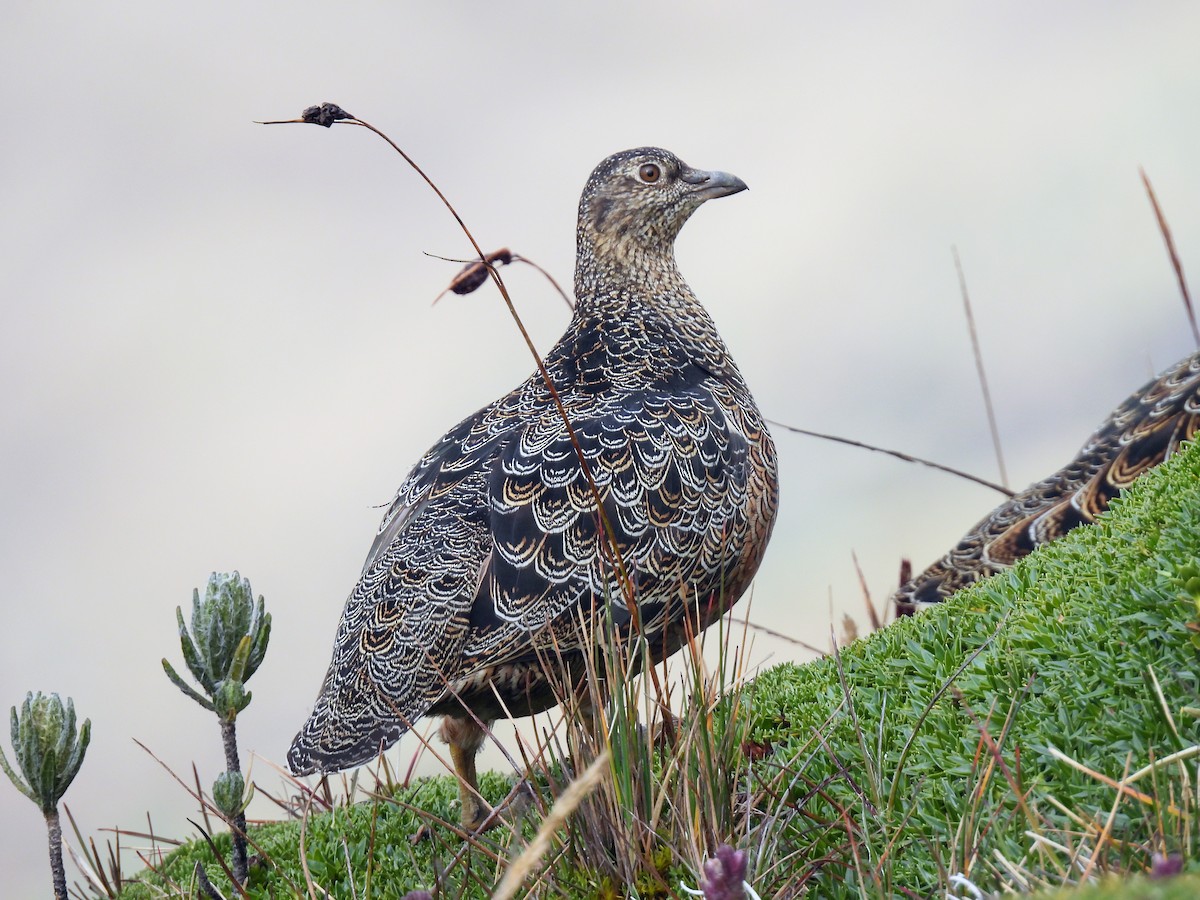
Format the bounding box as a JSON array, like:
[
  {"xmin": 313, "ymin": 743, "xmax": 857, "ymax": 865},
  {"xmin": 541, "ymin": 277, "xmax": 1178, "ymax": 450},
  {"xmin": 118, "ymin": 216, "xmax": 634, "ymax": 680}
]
[{"xmin": 3, "ymin": 2, "xmax": 1199, "ymax": 892}]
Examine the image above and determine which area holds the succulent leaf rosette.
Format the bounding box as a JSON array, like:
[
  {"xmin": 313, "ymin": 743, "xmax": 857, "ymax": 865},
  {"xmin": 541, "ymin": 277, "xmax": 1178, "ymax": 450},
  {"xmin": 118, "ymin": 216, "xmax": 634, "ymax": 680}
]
[
  {"xmin": 0, "ymin": 692, "xmax": 90, "ymax": 814},
  {"xmin": 162, "ymin": 571, "xmax": 271, "ymax": 722}
]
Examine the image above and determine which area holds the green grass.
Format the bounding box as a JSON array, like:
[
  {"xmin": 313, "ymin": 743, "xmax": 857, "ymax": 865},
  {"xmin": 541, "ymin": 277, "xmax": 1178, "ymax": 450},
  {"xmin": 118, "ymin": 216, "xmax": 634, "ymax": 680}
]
[
  {"xmin": 749, "ymin": 438, "xmax": 1200, "ymax": 895},
  {"xmin": 115, "ymin": 440, "xmax": 1200, "ymax": 897},
  {"xmin": 1036, "ymin": 873, "xmax": 1200, "ymax": 899}
]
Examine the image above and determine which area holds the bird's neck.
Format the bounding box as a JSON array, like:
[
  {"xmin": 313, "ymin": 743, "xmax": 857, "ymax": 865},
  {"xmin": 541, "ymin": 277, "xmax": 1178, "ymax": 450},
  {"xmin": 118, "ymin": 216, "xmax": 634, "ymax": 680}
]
[
  {"xmin": 572, "ymin": 243, "xmax": 687, "ymax": 311},
  {"xmin": 569, "ymin": 243, "xmax": 736, "ymax": 379}
]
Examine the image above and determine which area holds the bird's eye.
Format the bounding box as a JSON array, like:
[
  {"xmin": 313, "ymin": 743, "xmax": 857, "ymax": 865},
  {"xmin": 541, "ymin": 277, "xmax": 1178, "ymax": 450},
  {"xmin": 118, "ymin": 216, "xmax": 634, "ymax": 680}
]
[{"xmin": 638, "ymin": 163, "xmax": 662, "ymax": 183}]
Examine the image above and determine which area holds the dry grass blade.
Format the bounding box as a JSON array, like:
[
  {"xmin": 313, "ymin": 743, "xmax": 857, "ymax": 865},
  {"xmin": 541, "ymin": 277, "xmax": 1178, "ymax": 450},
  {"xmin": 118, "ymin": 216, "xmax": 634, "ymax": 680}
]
[
  {"xmin": 1123, "ymin": 745, "xmax": 1200, "ymax": 784},
  {"xmin": 1141, "ymin": 167, "xmax": 1200, "ymax": 347},
  {"xmin": 765, "ymin": 418, "xmax": 1014, "ymax": 497},
  {"xmin": 132, "ymin": 743, "xmax": 308, "ymax": 898},
  {"xmin": 194, "ymin": 860, "xmax": 229, "ymax": 900},
  {"xmin": 1077, "ymin": 754, "xmax": 1134, "ymax": 883},
  {"xmin": 186, "ymin": 819, "xmax": 250, "ymax": 900},
  {"xmin": 491, "ymin": 750, "xmax": 611, "ymax": 900},
  {"xmin": 953, "ymin": 685, "xmax": 1035, "ymax": 825},
  {"xmin": 250, "ymin": 754, "xmax": 333, "ymax": 817},
  {"xmin": 726, "ymin": 614, "xmax": 827, "ymax": 655},
  {"xmin": 953, "ymin": 246, "xmax": 1009, "ymax": 489},
  {"xmin": 62, "ymin": 803, "xmax": 120, "ymax": 898},
  {"xmin": 95, "ymin": 826, "xmax": 182, "ymax": 847},
  {"xmin": 1043, "ymin": 746, "xmax": 1167, "ymax": 811},
  {"xmin": 297, "ymin": 789, "xmax": 321, "ymax": 900},
  {"xmin": 133, "ymin": 738, "xmax": 213, "ymax": 810},
  {"xmin": 850, "ymin": 550, "xmax": 883, "ymax": 633},
  {"xmin": 510, "ymin": 253, "xmax": 573, "ymax": 309},
  {"xmin": 193, "ymin": 762, "xmax": 214, "ymax": 833}
]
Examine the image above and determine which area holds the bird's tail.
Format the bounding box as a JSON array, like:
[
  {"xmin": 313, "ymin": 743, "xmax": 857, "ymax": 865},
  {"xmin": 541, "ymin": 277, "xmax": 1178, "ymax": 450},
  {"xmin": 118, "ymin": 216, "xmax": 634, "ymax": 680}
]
[{"xmin": 286, "ymin": 669, "xmax": 412, "ymax": 775}]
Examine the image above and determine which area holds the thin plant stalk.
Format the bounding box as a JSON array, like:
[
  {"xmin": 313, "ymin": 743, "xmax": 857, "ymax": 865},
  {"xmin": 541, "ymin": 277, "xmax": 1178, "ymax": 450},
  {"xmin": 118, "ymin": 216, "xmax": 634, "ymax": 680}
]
[
  {"xmin": 954, "ymin": 246, "xmax": 1009, "ymax": 489},
  {"xmin": 45, "ymin": 808, "xmax": 66, "ymax": 899},
  {"xmin": 162, "ymin": 572, "xmax": 271, "ymax": 886},
  {"xmin": 765, "ymin": 418, "xmax": 1014, "ymax": 497},
  {"xmin": 1141, "ymin": 167, "xmax": 1200, "ymax": 347},
  {"xmin": 259, "ymin": 104, "xmax": 670, "ymax": 704},
  {"xmin": 220, "ymin": 720, "xmax": 248, "ymax": 886}
]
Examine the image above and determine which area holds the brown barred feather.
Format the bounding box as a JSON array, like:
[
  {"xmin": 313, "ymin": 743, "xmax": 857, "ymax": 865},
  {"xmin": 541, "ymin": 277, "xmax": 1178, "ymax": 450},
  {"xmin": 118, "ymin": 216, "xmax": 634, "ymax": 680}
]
[
  {"xmin": 894, "ymin": 350, "xmax": 1200, "ymax": 615},
  {"xmin": 288, "ymin": 149, "xmax": 779, "ymax": 803}
]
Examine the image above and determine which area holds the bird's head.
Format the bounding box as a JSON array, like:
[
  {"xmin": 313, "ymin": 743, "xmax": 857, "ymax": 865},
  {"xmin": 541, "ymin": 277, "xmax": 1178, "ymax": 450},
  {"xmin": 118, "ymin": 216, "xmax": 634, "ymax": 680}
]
[{"xmin": 576, "ymin": 147, "xmax": 747, "ymax": 275}]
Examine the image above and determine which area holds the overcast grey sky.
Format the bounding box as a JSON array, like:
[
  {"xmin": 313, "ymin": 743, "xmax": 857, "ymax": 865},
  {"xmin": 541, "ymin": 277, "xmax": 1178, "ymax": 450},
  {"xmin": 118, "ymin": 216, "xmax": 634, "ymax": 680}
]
[{"xmin": 3, "ymin": 2, "xmax": 1199, "ymax": 892}]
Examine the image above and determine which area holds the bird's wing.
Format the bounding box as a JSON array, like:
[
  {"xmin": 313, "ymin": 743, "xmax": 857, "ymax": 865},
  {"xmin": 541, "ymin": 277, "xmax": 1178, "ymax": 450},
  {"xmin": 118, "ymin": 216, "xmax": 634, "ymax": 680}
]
[
  {"xmin": 461, "ymin": 378, "xmax": 760, "ymax": 668},
  {"xmin": 289, "ymin": 370, "xmax": 773, "ymax": 773},
  {"xmin": 287, "ymin": 411, "xmax": 512, "ymax": 774},
  {"xmin": 895, "ymin": 350, "xmax": 1200, "ymax": 612},
  {"xmin": 361, "ymin": 429, "xmax": 470, "ymax": 575}
]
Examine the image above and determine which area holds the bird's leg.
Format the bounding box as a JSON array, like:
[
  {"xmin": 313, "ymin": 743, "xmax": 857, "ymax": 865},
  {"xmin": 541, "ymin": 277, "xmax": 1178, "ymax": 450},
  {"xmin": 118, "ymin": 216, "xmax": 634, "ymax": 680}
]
[
  {"xmin": 576, "ymin": 684, "xmax": 677, "ymax": 750},
  {"xmin": 439, "ymin": 714, "xmax": 493, "ymax": 832},
  {"xmin": 575, "ymin": 690, "xmax": 603, "ymax": 746}
]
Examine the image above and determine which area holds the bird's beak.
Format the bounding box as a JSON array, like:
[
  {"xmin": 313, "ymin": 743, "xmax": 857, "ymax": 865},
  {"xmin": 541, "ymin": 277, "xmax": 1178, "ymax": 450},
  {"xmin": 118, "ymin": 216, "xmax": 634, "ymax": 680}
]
[{"xmin": 681, "ymin": 166, "xmax": 748, "ymax": 200}]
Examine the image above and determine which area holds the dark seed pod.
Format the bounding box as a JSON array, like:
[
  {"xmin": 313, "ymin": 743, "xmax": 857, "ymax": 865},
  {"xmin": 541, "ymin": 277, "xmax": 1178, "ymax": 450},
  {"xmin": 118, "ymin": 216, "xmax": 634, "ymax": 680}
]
[
  {"xmin": 300, "ymin": 103, "xmax": 354, "ymax": 127},
  {"xmin": 447, "ymin": 248, "xmax": 514, "ymax": 297}
]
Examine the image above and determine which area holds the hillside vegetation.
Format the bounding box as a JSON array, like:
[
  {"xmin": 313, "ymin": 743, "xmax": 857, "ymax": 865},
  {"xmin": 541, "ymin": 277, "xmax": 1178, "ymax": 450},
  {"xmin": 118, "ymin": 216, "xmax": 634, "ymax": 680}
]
[{"xmin": 118, "ymin": 440, "xmax": 1200, "ymax": 898}]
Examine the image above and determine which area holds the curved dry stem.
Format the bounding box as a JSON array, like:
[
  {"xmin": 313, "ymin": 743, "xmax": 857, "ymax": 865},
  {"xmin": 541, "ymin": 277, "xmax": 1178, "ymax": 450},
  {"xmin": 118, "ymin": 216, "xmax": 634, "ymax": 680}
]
[
  {"xmin": 260, "ymin": 106, "xmax": 671, "ymax": 706},
  {"xmin": 340, "ymin": 116, "xmax": 640, "ymax": 623},
  {"xmin": 766, "ymin": 418, "xmax": 1014, "ymax": 497},
  {"xmin": 953, "ymin": 247, "xmax": 1009, "ymax": 490}
]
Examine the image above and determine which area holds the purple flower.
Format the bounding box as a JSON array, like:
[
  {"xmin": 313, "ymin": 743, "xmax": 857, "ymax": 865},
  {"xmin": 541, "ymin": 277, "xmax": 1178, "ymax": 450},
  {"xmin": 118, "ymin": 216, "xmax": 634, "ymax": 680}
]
[
  {"xmin": 700, "ymin": 845, "xmax": 748, "ymax": 900},
  {"xmin": 1149, "ymin": 852, "xmax": 1183, "ymax": 880}
]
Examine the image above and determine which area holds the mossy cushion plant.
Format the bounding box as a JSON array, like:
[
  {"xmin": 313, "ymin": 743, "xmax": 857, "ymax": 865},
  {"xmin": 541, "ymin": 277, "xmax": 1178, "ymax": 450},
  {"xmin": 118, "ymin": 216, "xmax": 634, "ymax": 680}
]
[
  {"xmin": 1036, "ymin": 872, "xmax": 1200, "ymax": 899},
  {"xmin": 117, "ymin": 771, "xmax": 520, "ymax": 898},
  {"xmin": 750, "ymin": 438, "xmax": 1200, "ymax": 895},
  {"xmin": 121, "ymin": 441, "xmax": 1200, "ymax": 897}
]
